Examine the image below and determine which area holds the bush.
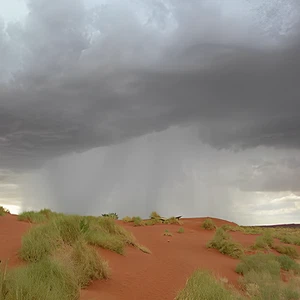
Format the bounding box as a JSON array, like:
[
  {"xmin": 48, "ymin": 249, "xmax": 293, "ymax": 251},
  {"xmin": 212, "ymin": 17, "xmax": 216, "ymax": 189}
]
[
  {"xmin": 132, "ymin": 216, "xmax": 143, "ymax": 226},
  {"xmin": 236, "ymin": 253, "xmax": 281, "ymax": 279},
  {"xmin": 175, "ymin": 269, "xmax": 241, "ymax": 300},
  {"xmin": 18, "ymin": 211, "xmax": 47, "ymax": 223},
  {"xmin": 207, "ymin": 228, "xmax": 244, "ymax": 258},
  {"xmin": 150, "ymin": 211, "xmax": 161, "ymax": 219},
  {"xmin": 122, "ymin": 216, "xmax": 133, "ymax": 222},
  {"xmin": 101, "ymin": 213, "xmax": 118, "ymax": 220},
  {"xmin": 202, "ymin": 218, "xmax": 216, "ymax": 230},
  {"xmin": 273, "ymin": 245, "xmax": 299, "ymax": 259},
  {"xmin": 276, "ymin": 255, "xmax": 300, "ymax": 274},
  {"xmin": 0, "ymin": 206, "xmax": 10, "ymax": 216},
  {"xmin": 252, "ymin": 230, "xmax": 274, "ymax": 250}
]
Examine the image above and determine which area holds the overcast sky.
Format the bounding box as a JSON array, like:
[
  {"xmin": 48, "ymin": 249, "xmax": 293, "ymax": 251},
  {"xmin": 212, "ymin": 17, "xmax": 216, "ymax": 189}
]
[{"xmin": 0, "ymin": 0, "xmax": 300, "ymax": 225}]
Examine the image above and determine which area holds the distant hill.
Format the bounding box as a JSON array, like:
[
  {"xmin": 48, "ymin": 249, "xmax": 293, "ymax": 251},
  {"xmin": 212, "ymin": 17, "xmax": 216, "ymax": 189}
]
[{"xmin": 254, "ymin": 223, "xmax": 300, "ymax": 229}]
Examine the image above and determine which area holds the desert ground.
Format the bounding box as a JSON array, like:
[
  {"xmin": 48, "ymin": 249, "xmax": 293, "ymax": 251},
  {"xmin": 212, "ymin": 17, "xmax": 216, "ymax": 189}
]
[{"xmin": 0, "ymin": 208, "xmax": 300, "ymax": 300}]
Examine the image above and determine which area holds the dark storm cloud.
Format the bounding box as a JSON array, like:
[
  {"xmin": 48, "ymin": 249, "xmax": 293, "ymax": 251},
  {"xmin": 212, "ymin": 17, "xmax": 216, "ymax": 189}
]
[
  {"xmin": 1, "ymin": 0, "xmax": 300, "ymax": 170},
  {"xmin": 237, "ymin": 156, "xmax": 300, "ymax": 192}
]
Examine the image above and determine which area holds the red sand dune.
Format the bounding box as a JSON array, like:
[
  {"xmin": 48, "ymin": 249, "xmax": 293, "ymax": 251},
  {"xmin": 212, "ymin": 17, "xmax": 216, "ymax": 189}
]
[{"xmin": 1, "ymin": 215, "xmax": 299, "ymax": 300}]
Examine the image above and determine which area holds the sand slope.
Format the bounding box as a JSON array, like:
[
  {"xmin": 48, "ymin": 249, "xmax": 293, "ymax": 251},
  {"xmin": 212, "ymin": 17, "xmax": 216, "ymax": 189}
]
[{"xmin": 1, "ymin": 215, "xmax": 299, "ymax": 300}]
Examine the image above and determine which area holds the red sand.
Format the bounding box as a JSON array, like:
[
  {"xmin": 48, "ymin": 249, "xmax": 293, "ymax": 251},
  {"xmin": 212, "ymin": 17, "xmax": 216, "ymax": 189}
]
[
  {"xmin": 1, "ymin": 215, "xmax": 299, "ymax": 300},
  {"xmin": 0, "ymin": 214, "xmax": 31, "ymax": 268}
]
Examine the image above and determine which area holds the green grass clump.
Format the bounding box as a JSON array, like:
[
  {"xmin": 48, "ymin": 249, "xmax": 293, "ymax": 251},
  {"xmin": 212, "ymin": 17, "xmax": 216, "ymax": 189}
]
[
  {"xmin": 207, "ymin": 228, "xmax": 244, "ymax": 258},
  {"xmin": 132, "ymin": 216, "xmax": 143, "ymax": 226},
  {"xmin": 101, "ymin": 213, "xmax": 118, "ymax": 220},
  {"xmin": 252, "ymin": 230, "xmax": 274, "ymax": 250},
  {"xmin": 236, "ymin": 253, "xmax": 281, "ymax": 279},
  {"xmin": 84, "ymin": 230, "xmax": 125, "ymax": 254},
  {"xmin": 0, "ymin": 206, "xmax": 10, "ymax": 216},
  {"xmin": 20, "ymin": 214, "xmax": 147, "ymax": 260},
  {"xmin": 274, "ymin": 233, "xmax": 300, "ymax": 246},
  {"xmin": 275, "ymin": 255, "xmax": 300, "ymax": 274},
  {"xmin": 18, "ymin": 211, "xmax": 47, "ymax": 223},
  {"xmin": 122, "ymin": 216, "xmax": 133, "ymax": 222},
  {"xmin": 19, "ymin": 223, "xmax": 63, "ymax": 262},
  {"xmin": 178, "ymin": 227, "xmax": 185, "ymax": 233},
  {"xmin": 55, "ymin": 240, "xmax": 110, "ymax": 288},
  {"xmin": 175, "ymin": 269, "xmax": 241, "ymax": 300},
  {"xmin": 150, "ymin": 211, "xmax": 161, "ymax": 219},
  {"xmin": 237, "ymin": 254, "xmax": 300, "ymax": 300},
  {"xmin": 202, "ymin": 218, "xmax": 216, "ymax": 230},
  {"xmin": 273, "ymin": 245, "xmax": 299, "ymax": 259},
  {"xmin": 2, "ymin": 258, "xmax": 79, "ymax": 300},
  {"xmin": 163, "ymin": 229, "xmax": 173, "ymax": 236}
]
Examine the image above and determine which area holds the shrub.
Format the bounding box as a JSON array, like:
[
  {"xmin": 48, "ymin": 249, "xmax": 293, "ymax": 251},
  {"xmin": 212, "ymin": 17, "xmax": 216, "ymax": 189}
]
[
  {"xmin": 175, "ymin": 269, "xmax": 241, "ymax": 300},
  {"xmin": 101, "ymin": 213, "xmax": 118, "ymax": 220},
  {"xmin": 122, "ymin": 216, "xmax": 133, "ymax": 222},
  {"xmin": 252, "ymin": 230, "xmax": 274, "ymax": 250},
  {"xmin": 18, "ymin": 211, "xmax": 47, "ymax": 223},
  {"xmin": 178, "ymin": 227, "xmax": 184, "ymax": 233},
  {"xmin": 202, "ymin": 218, "xmax": 216, "ymax": 230},
  {"xmin": 236, "ymin": 253, "xmax": 281, "ymax": 279},
  {"xmin": 273, "ymin": 245, "xmax": 299, "ymax": 259},
  {"xmin": 165, "ymin": 217, "xmax": 181, "ymax": 225},
  {"xmin": 150, "ymin": 211, "xmax": 161, "ymax": 219},
  {"xmin": 0, "ymin": 206, "xmax": 10, "ymax": 216},
  {"xmin": 276, "ymin": 255, "xmax": 300, "ymax": 274},
  {"xmin": 207, "ymin": 228, "xmax": 243, "ymax": 259},
  {"xmin": 132, "ymin": 216, "xmax": 143, "ymax": 226}
]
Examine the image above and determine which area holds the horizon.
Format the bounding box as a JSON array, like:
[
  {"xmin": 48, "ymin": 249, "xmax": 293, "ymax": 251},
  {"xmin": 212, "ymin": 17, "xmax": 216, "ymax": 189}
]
[{"xmin": 0, "ymin": 0, "xmax": 300, "ymax": 226}]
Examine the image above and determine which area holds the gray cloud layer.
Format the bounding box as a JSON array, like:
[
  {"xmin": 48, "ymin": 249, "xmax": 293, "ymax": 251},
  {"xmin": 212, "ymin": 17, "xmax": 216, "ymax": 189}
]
[
  {"xmin": 1, "ymin": 0, "xmax": 300, "ymax": 224},
  {"xmin": 0, "ymin": 0, "xmax": 300, "ymax": 170}
]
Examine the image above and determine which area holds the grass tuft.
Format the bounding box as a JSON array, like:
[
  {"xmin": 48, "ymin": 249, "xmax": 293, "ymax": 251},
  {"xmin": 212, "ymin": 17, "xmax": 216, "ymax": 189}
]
[
  {"xmin": 175, "ymin": 269, "xmax": 242, "ymax": 300},
  {"xmin": 0, "ymin": 206, "xmax": 10, "ymax": 216},
  {"xmin": 202, "ymin": 218, "xmax": 216, "ymax": 230},
  {"xmin": 273, "ymin": 245, "xmax": 299, "ymax": 259},
  {"xmin": 207, "ymin": 228, "xmax": 244, "ymax": 258},
  {"xmin": 163, "ymin": 229, "xmax": 173, "ymax": 236},
  {"xmin": 178, "ymin": 227, "xmax": 185, "ymax": 234},
  {"xmin": 18, "ymin": 211, "xmax": 47, "ymax": 223}
]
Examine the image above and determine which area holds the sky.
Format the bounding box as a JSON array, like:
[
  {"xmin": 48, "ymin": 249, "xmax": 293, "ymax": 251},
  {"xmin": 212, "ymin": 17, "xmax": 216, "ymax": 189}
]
[{"xmin": 0, "ymin": 0, "xmax": 300, "ymax": 225}]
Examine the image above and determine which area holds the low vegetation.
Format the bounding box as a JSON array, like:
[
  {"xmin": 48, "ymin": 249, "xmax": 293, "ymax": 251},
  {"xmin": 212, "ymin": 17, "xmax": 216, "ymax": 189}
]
[
  {"xmin": 177, "ymin": 227, "xmax": 184, "ymax": 233},
  {"xmin": 207, "ymin": 228, "xmax": 244, "ymax": 258},
  {"xmin": 18, "ymin": 211, "xmax": 48, "ymax": 223},
  {"xmin": 236, "ymin": 253, "xmax": 300, "ymax": 299},
  {"xmin": 163, "ymin": 229, "xmax": 173, "ymax": 236},
  {"xmin": 102, "ymin": 213, "xmax": 118, "ymax": 220},
  {"xmin": 176, "ymin": 269, "xmax": 242, "ymax": 300},
  {"xmin": 202, "ymin": 218, "xmax": 216, "ymax": 230},
  {"xmin": 251, "ymin": 230, "xmax": 274, "ymax": 250},
  {"xmin": 0, "ymin": 206, "xmax": 10, "ymax": 216},
  {"xmin": 272, "ymin": 245, "xmax": 299, "ymax": 259},
  {"xmin": 0, "ymin": 209, "xmax": 151, "ymax": 299}
]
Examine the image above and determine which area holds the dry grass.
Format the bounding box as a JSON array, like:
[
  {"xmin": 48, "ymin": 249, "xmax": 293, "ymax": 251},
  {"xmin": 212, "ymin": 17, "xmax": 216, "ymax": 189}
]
[
  {"xmin": 202, "ymin": 218, "xmax": 216, "ymax": 230},
  {"xmin": 273, "ymin": 245, "xmax": 299, "ymax": 259},
  {"xmin": 175, "ymin": 269, "xmax": 243, "ymax": 300},
  {"xmin": 0, "ymin": 206, "xmax": 10, "ymax": 216},
  {"xmin": 207, "ymin": 228, "xmax": 244, "ymax": 258},
  {"xmin": 236, "ymin": 253, "xmax": 300, "ymax": 300},
  {"xmin": 163, "ymin": 229, "xmax": 173, "ymax": 236}
]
